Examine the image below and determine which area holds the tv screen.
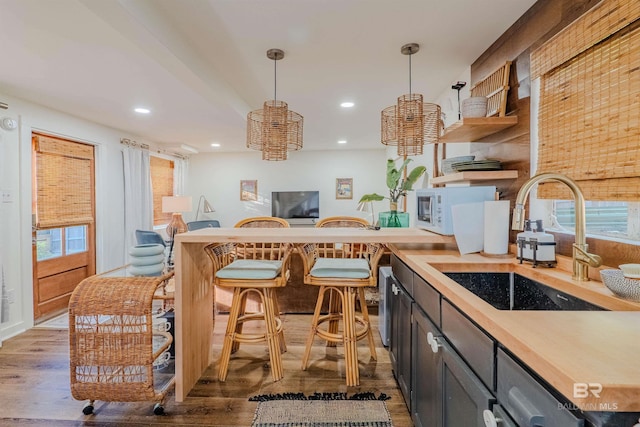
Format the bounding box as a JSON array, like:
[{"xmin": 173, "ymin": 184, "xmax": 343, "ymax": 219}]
[{"xmin": 271, "ymin": 191, "xmax": 319, "ymax": 219}]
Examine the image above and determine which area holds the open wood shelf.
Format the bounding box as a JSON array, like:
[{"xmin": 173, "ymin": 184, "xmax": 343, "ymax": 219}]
[
  {"xmin": 431, "ymin": 170, "xmax": 518, "ymax": 185},
  {"xmin": 440, "ymin": 116, "xmax": 518, "ymax": 142}
]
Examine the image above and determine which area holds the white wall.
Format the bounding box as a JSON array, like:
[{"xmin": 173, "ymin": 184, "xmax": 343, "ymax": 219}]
[
  {"xmin": 186, "ymin": 149, "xmax": 389, "ymax": 226},
  {"xmin": 0, "ymin": 91, "xmax": 142, "ymax": 340}
]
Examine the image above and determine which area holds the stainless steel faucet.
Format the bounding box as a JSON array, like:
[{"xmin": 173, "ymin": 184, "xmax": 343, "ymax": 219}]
[{"xmin": 512, "ymin": 172, "xmax": 602, "ymax": 281}]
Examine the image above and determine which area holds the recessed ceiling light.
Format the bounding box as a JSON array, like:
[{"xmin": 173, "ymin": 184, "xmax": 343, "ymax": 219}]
[
  {"xmin": 134, "ymin": 107, "xmax": 150, "ymax": 114},
  {"xmin": 211, "ymin": 143, "xmax": 221, "ymax": 148},
  {"xmin": 338, "ymin": 140, "xmax": 347, "ymax": 144},
  {"xmin": 340, "ymin": 102, "xmax": 355, "ymax": 108}
]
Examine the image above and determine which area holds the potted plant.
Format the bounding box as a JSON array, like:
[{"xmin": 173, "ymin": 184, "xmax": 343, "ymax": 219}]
[{"xmin": 359, "ymin": 158, "xmax": 426, "ymax": 226}]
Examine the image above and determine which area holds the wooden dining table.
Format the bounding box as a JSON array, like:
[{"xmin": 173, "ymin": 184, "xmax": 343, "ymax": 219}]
[{"xmin": 172, "ymin": 226, "xmax": 454, "ymax": 401}]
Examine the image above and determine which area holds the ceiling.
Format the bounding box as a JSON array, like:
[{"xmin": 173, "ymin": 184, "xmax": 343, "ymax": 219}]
[{"xmin": 0, "ymin": 0, "xmax": 537, "ymax": 154}]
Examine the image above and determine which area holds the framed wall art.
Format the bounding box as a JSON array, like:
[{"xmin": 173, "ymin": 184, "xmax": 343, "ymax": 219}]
[
  {"xmin": 240, "ymin": 180, "xmax": 258, "ymax": 201},
  {"xmin": 336, "ymin": 178, "xmax": 353, "ymax": 199}
]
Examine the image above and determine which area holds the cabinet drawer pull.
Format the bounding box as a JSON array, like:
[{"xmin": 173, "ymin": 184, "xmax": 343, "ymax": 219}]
[
  {"xmin": 483, "ymin": 409, "xmax": 507, "ymax": 427},
  {"xmin": 426, "ymin": 332, "xmax": 441, "ymax": 354},
  {"xmin": 508, "ymin": 387, "xmax": 544, "ymax": 425},
  {"xmin": 391, "ymin": 283, "xmax": 399, "ymax": 295}
]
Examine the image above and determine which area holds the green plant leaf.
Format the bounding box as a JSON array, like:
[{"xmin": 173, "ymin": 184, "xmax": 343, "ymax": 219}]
[
  {"xmin": 401, "ymin": 166, "xmax": 427, "ymax": 191},
  {"xmin": 358, "ymin": 193, "xmax": 386, "ymax": 202}
]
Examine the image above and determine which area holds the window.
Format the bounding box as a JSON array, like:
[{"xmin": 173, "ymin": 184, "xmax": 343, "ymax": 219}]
[
  {"xmin": 150, "ymin": 156, "xmax": 174, "ymax": 225},
  {"xmin": 36, "ymin": 225, "xmax": 88, "ymax": 261},
  {"xmin": 551, "ymin": 201, "xmax": 640, "ymax": 242}
]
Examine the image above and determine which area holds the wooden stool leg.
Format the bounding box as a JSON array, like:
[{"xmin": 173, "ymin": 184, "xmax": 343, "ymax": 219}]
[
  {"xmin": 231, "ymin": 291, "xmax": 248, "ymax": 354},
  {"xmin": 273, "ymin": 292, "xmax": 287, "ymax": 354},
  {"xmin": 219, "ymin": 287, "xmax": 243, "ymax": 382},
  {"xmin": 358, "ymin": 287, "xmax": 377, "ymax": 361},
  {"xmin": 343, "ymin": 286, "xmax": 359, "ymax": 386},
  {"xmin": 263, "ymin": 288, "xmax": 284, "ymax": 382},
  {"xmin": 326, "ymin": 289, "xmax": 341, "ymax": 347},
  {"xmin": 302, "ymin": 285, "xmax": 327, "ymax": 370}
]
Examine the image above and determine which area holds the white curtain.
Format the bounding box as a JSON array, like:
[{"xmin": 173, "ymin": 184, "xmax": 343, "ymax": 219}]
[
  {"xmin": 123, "ymin": 146, "xmax": 153, "ymax": 252},
  {"xmin": 173, "ymin": 156, "xmax": 188, "ymax": 196}
]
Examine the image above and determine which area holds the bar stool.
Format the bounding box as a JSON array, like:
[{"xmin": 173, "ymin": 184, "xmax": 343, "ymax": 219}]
[
  {"xmin": 204, "ymin": 241, "xmax": 292, "ymax": 382},
  {"xmin": 313, "ymin": 216, "xmax": 369, "ymax": 344},
  {"xmin": 297, "ymin": 217, "xmax": 383, "ymax": 386}
]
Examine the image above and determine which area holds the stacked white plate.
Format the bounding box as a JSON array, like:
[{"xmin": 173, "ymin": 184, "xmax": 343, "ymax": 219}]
[
  {"xmin": 442, "ymin": 156, "xmax": 475, "ymax": 174},
  {"xmin": 451, "ymin": 159, "xmax": 502, "ymax": 171}
]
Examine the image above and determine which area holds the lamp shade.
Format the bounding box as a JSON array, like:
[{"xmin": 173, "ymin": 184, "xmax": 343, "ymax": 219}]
[
  {"xmin": 162, "ymin": 196, "xmax": 192, "ymax": 213},
  {"xmin": 381, "ymin": 43, "xmax": 442, "ymax": 156},
  {"xmin": 246, "ymin": 49, "xmax": 303, "ymax": 161}
]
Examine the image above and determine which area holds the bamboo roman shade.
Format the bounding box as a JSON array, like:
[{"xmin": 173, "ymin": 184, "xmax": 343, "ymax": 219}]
[
  {"xmin": 150, "ymin": 156, "xmax": 174, "ymax": 225},
  {"xmin": 34, "ymin": 134, "xmax": 94, "ymax": 228},
  {"xmin": 530, "ymin": 0, "xmax": 640, "ymax": 201}
]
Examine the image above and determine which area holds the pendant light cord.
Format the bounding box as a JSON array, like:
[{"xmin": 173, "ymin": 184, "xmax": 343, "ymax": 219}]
[
  {"xmin": 274, "ymin": 56, "xmax": 277, "ymax": 102},
  {"xmin": 408, "ymin": 51, "xmax": 412, "ymax": 97}
]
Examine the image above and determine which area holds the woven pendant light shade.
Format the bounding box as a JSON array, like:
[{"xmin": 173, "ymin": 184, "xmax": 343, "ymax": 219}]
[
  {"xmin": 381, "ymin": 97, "xmax": 441, "ymax": 156},
  {"xmin": 247, "ymin": 49, "xmax": 303, "ymax": 161},
  {"xmin": 381, "ymin": 43, "xmax": 441, "ymax": 156}
]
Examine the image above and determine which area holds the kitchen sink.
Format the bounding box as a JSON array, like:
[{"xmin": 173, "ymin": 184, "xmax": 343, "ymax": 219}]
[{"xmin": 443, "ymin": 272, "xmax": 606, "ymax": 311}]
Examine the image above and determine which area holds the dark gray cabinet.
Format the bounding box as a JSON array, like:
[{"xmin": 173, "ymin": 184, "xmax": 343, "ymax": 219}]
[
  {"xmin": 412, "ymin": 307, "xmax": 442, "ymax": 427},
  {"xmin": 413, "ymin": 304, "xmax": 496, "ymax": 427},
  {"xmin": 441, "ymin": 336, "xmax": 496, "ymax": 426},
  {"xmin": 497, "ymin": 348, "xmax": 584, "ymax": 427},
  {"xmin": 389, "ymin": 255, "xmax": 414, "ymax": 408},
  {"xmin": 391, "ymin": 256, "xmax": 635, "ymax": 427},
  {"xmin": 389, "ymin": 274, "xmax": 412, "ymax": 407}
]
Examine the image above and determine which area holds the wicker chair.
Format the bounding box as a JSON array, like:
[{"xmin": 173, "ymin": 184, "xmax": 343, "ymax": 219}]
[
  {"xmin": 297, "ymin": 216, "xmax": 383, "ymax": 386},
  {"xmin": 204, "ymin": 216, "xmax": 291, "ymax": 382}
]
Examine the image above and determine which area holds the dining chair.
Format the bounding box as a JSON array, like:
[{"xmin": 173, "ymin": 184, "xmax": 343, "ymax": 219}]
[
  {"xmin": 187, "ymin": 220, "xmax": 221, "ymax": 231},
  {"xmin": 135, "ymin": 229, "xmax": 166, "ymax": 247},
  {"xmin": 297, "ymin": 216, "xmax": 383, "ymax": 386}
]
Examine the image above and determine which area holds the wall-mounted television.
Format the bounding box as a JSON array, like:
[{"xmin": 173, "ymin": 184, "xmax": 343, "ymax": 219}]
[{"xmin": 271, "ymin": 191, "xmax": 319, "ymax": 222}]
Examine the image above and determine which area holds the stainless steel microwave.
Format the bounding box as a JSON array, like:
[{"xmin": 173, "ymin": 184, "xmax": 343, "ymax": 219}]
[{"xmin": 416, "ymin": 186, "xmax": 496, "ymax": 235}]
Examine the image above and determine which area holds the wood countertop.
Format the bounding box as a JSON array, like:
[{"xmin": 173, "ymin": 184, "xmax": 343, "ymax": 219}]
[
  {"xmin": 388, "ymin": 245, "xmax": 640, "ymax": 412},
  {"xmin": 175, "ymin": 227, "xmax": 456, "ymax": 244}
]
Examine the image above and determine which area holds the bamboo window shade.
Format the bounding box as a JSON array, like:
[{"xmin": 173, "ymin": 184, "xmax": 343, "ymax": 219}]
[
  {"xmin": 150, "ymin": 156, "xmax": 174, "ymax": 226},
  {"xmin": 34, "ymin": 134, "xmax": 94, "ymax": 229},
  {"xmin": 530, "ymin": 0, "xmax": 640, "ymax": 201}
]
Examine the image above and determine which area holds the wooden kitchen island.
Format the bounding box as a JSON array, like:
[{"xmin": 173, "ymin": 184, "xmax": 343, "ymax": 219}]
[{"xmin": 172, "ymin": 227, "xmax": 453, "ymax": 401}]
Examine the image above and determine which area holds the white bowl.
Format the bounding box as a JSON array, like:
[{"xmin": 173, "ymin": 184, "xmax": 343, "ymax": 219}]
[
  {"xmin": 461, "ymin": 97, "xmax": 488, "ymax": 118},
  {"xmin": 619, "ymin": 263, "xmax": 640, "ymax": 279},
  {"xmin": 600, "ymin": 269, "xmax": 640, "ymax": 302}
]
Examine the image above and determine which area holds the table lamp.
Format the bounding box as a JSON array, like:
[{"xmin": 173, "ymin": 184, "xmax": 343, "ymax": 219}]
[
  {"xmin": 162, "ymin": 195, "xmax": 192, "ymax": 266},
  {"xmin": 357, "ymin": 200, "xmax": 378, "ymax": 229},
  {"xmin": 195, "ymin": 195, "xmax": 215, "ymax": 221}
]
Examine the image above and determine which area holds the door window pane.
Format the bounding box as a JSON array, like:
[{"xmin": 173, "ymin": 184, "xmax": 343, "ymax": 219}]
[
  {"xmin": 36, "ymin": 228, "xmax": 63, "ymax": 261},
  {"xmin": 66, "ymin": 225, "xmax": 87, "ymax": 254}
]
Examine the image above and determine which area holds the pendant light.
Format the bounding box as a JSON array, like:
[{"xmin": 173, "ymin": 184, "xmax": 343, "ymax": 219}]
[
  {"xmin": 381, "ymin": 43, "xmax": 441, "ymax": 156},
  {"xmin": 247, "ymin": 48, "xmax": 303, "ymax": 161}
]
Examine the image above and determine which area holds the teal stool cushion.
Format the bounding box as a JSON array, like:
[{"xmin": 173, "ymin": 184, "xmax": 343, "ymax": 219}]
[
  {"xmin": 310, "ymin": 258, "xmax": 371, "ymax": 279},
  {"xmin": 216, "ymin": 259, "xmax": 282, "ymax": 280}
]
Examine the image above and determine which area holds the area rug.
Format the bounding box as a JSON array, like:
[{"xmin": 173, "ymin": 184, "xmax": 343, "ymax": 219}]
[{"xmin": 249, "ymin": 392, "xmax": 393, "ymax": 427}]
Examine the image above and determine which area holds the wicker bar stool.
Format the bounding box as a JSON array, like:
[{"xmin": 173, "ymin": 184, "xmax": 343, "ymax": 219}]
[
  {"xmin": 204, "ymin": 216, "xmax": 291, "ymax": 382},
  {"xmin": 297, "ymin": 216, "xmax": 383, "ymax": 386},
  {"xmin": 313, "ymin": 216, "xmax": 369, "ymax": 345}
]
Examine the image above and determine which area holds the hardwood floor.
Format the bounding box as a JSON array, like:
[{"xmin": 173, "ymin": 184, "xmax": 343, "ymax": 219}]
[{"xmin": 0, "ymin": 313, "xmax": 412, "ymax": 426}]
